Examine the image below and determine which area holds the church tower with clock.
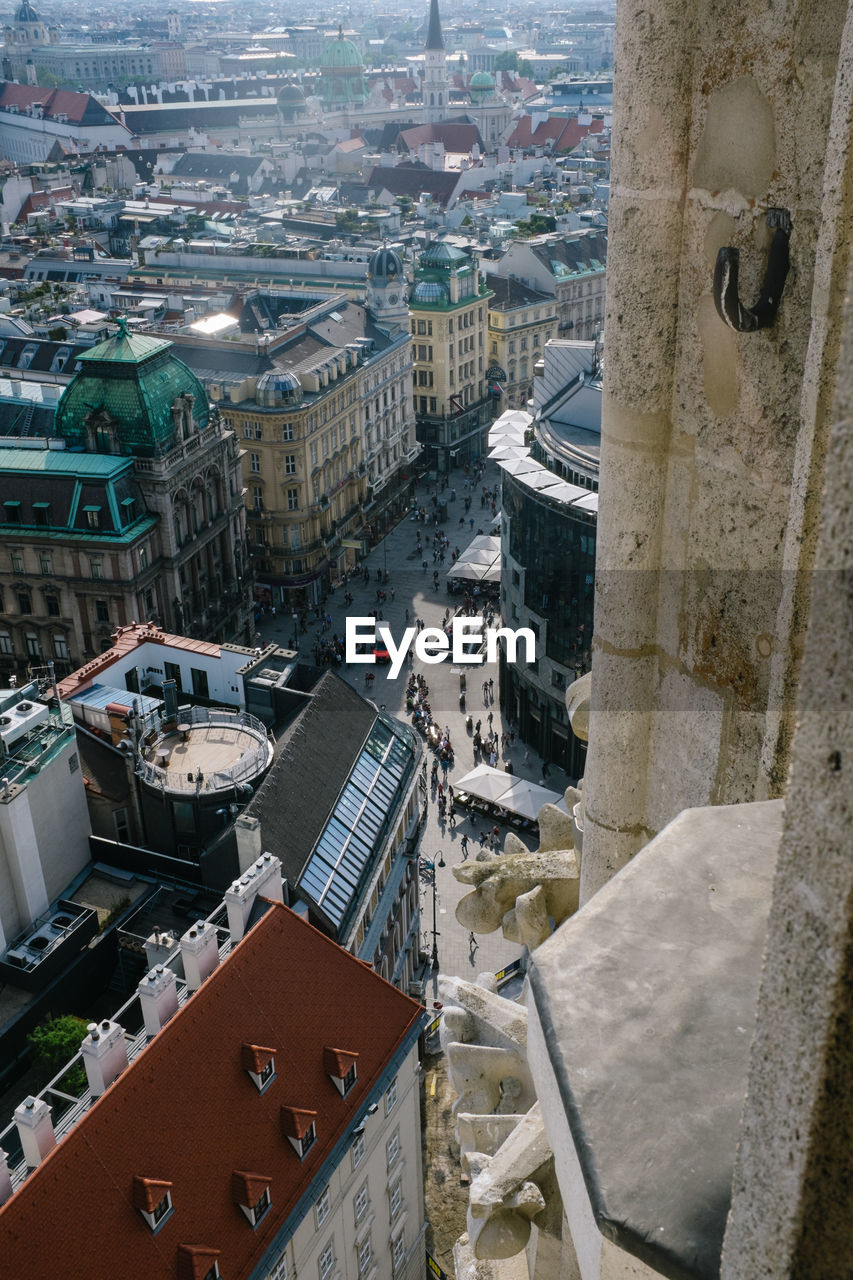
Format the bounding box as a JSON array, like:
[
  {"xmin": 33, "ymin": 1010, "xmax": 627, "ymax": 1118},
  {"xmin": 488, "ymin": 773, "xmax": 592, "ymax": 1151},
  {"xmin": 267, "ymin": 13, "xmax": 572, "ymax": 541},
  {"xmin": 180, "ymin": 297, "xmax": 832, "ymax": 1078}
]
[{"xmin": 365, "ymin": 245, "xmax": 409, "ymax": 333}]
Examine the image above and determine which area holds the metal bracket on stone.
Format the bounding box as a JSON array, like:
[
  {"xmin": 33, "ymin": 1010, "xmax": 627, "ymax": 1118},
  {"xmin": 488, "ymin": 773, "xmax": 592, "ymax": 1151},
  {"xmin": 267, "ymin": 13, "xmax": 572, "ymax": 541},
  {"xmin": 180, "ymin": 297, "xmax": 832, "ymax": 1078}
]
[{"xmin": 713, "ymin": 208, "xmax": 791, "ymax": 332}]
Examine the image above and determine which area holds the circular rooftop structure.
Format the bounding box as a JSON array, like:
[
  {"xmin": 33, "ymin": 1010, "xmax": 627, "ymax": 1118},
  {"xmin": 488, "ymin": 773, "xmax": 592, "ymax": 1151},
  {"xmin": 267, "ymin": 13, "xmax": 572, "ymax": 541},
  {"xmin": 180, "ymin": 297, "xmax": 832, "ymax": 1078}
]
[
  {"xmin": 368, "ymin": 245, "xmax": 404, "ymax": 282},
  {"xmin": 412, "ymin": 279, "xmax": 448, "ymax": 303},
  {"xmin": 469, "ymin": 70, "xmax": 495, "ymax": 102},
  {"xmin": 318, "ymin": 26, "xmax": 368, "ymax": 107},
  {"xmin": 138, "ymin": 708, "xmax": 273, "ymax": 799},
  {"xmin": 256, "ymin": 370, "xmax": 303, "ymax": 408},
  {"xmin": 276, "ymin": 83, "xmax": 306, "ymax": 119},
  {"xmin": 15, "ymin": 0, "xmax": 39, "ymax": 20}
]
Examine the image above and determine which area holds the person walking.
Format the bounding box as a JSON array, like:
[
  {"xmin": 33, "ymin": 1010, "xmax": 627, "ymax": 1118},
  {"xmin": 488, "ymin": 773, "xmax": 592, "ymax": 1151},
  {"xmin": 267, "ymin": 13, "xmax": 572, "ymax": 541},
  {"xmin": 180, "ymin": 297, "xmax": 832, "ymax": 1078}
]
[{"xmin": 460, "ymin": 833, "xmax": 469, "ymax": 859}]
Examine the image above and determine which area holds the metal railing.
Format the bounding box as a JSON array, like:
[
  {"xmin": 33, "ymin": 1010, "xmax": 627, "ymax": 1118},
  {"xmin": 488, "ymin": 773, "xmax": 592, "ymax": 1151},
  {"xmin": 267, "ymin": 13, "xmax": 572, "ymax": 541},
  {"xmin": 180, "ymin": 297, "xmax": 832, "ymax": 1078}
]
[{"xmin": 135, "ymin": 706, "xmax": 272, "ymax": 795}]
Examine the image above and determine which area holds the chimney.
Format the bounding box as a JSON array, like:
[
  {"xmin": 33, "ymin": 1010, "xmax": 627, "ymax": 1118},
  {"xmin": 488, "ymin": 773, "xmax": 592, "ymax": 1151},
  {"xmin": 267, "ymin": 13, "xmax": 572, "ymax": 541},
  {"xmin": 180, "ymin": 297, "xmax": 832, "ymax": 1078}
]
[
  {"xmin": 144, "ymin": 930, "xmax": 176, "ymax": 969},
  {"xmin": 180, "ymin": 919, "xmax": 219, "ymax": 992},
  {"xmin": 235, "ymin": 813, "xmax": 262, "ymax": 871},
  {"xmin": 225, "ymin": 853, "xmax": 283, "ymax": 942},
  {"xmin": 14, "ymin": 1096, "xmax": 55, "ymax": 1168},
  {"xmin": 138, "ymin": 964, "xmax": 179, "ymax": 1037},
  {"xmin": 0, "ymin": 1149, "xmax": 13, "ymax": 1206},
  {"xmin": 80, "ymin": 1019, "xmax": 128, "ymax": 1097}
]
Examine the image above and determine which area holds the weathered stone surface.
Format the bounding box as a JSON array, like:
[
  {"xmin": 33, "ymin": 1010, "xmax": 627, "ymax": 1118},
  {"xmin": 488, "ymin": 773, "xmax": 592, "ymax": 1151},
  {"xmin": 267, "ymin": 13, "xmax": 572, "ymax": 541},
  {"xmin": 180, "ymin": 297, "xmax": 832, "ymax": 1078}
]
[{"xmin": 454, "ymin": 850, "xmax": 579, "ymax": 937}]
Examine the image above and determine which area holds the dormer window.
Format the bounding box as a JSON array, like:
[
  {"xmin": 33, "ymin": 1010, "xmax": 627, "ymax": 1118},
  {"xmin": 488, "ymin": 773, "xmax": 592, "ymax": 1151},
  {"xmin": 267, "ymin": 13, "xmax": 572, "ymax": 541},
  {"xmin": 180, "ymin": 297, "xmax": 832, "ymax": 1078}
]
[
  {"xmin": 132, "ymin": 1176, "xmax": 174, "ymax": 1233},
  {"xmin": 323, "ymin": 1047, "xmax": 359, "ymax": 1097},
  {"xmin": 232, "ymin": 1171, "xmax": 272, "ymax": 1227},
  {"xmin": 177, "ymin": 1244, "xmax": 221, "ymax": 1280},
  {"xmin": 280, "ymin": 1106, "xmax": 318, "ymax": 1160},
  {"xmin": 242, "ymin": 1043, "xmax": 277, "ymax": 1093}
]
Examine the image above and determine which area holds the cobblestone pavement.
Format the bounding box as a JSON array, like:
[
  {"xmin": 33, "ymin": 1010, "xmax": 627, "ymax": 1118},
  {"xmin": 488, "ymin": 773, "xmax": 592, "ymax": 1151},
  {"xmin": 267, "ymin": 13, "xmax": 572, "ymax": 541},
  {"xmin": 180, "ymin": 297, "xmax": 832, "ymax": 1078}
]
[{"xmin": 256, "ymin": 462, "xmax": 571, "ymax": 990}]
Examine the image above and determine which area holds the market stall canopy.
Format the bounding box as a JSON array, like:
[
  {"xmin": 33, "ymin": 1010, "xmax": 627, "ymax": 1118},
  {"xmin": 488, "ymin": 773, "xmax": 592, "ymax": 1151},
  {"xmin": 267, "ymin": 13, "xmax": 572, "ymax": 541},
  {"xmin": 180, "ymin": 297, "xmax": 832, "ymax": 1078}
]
[{"xmin": 454, "ymin": 764, "xmax": 571, "ymax": 819}]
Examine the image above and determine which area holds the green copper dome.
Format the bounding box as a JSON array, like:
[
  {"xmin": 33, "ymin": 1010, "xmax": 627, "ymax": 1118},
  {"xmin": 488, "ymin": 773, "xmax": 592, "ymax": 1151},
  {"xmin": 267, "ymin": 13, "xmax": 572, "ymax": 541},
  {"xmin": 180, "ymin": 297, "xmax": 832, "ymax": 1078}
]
[
  {"xmin": 318, "ymin": 25, "xmax": 368, "ymax": 106},
  {"xmin": 54, "ymin": 319, "xmax": 210, "ymax": 459},
  {"xmin": 469, "ymin": 71, "xmax": 495, "ymax": 102}
]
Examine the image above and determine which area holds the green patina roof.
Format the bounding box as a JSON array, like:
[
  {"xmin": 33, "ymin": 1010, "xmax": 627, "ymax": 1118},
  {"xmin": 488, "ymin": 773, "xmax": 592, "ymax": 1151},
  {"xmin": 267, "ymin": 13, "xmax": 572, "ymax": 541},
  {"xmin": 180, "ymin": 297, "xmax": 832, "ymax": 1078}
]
[
  {"xmin": 0, "ymin": 447, "xmax": 135, "ymax": 476},
  {"xmin": 54, "ymin": 319, "xmax": 210, "ymax": 459}
]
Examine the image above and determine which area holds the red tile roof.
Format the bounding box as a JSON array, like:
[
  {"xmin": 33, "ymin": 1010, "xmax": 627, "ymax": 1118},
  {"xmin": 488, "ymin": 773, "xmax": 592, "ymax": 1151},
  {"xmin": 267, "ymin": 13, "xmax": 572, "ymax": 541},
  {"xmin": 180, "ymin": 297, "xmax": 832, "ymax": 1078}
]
[
  {"xmin": 0, "ymin": 903, "xmax": 423, "ymax": 1280},
  {"xmin": 400, "ymin": 122, "xmax": 480, "ymax": 154}
]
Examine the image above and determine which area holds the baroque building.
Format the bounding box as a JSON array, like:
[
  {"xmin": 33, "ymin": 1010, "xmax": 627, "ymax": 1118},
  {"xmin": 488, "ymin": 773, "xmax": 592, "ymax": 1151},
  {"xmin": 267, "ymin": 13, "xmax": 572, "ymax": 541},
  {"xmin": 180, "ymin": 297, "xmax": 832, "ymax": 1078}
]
[{"xmin": 0, "ymin": 321, "xmax": 249, "ymax": 678}]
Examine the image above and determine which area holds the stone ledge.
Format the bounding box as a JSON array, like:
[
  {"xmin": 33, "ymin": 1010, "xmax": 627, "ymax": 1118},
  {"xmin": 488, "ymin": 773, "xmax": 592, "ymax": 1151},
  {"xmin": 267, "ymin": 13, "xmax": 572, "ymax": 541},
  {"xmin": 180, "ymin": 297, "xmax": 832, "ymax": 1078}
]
[{"xmin": 527, "ymin": 799, "xmax": 784, "ymax": 1280}]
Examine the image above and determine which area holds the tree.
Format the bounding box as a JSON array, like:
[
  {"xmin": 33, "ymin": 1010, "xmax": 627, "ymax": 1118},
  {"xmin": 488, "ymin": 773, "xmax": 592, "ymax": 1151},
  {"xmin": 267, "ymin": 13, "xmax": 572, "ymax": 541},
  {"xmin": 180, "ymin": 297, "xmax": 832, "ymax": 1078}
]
[
  {"xmin": 494, "ymin": 51, "xmax": 519, "ymax": 72},
  {"xmin": 518, "ymin": 59, "xmax": 534, "ymax": 79},
  {"xmin": 28, "ymin": 1013, "xmax": 89, "ymax": 1092}
]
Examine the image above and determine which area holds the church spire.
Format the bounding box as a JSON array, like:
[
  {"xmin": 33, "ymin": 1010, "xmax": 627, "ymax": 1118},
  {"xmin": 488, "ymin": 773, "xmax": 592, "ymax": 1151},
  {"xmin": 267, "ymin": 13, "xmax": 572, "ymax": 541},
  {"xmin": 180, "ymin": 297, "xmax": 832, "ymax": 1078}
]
[{"xmin": 425, "ymin": 0, "xmax": 444, "ymax": 51}]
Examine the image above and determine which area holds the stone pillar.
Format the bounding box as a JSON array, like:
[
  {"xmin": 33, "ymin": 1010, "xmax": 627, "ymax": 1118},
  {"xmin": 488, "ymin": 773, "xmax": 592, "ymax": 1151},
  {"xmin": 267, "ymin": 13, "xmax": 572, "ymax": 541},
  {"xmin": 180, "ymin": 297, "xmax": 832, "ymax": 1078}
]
[
  {"xmin": 721, "ymin": 44, "xmax": 853, "ymax": 1268},
  {"xmin": 581, "ymin": 0, "xmax": 851, "ymax": 902}
]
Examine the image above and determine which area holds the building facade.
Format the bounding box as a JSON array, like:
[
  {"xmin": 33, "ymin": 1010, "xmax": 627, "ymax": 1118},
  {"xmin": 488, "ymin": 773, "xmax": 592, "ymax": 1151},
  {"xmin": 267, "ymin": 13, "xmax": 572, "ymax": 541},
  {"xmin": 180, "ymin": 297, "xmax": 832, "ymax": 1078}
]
[
  {"xmin": 490, "ymin": 230, "xmax": 607, "ymax": 341},
  {"xmin": 220, "ymin": 284, "xmax": 418, "ymax": 609},
  {"xmin": 498, "ymin": 341, "xmax": 600, "ymax": 779},
  {"xmin": 0, "ymin": 323, "xmax": 250, "ymax": 679},
  {"xmin": 485, "ymin": 274, "xmax": 558, "ymax": 410},
  {"xmin": 410, "ymin": 239, "xmax": 493, "ymax": 476}
]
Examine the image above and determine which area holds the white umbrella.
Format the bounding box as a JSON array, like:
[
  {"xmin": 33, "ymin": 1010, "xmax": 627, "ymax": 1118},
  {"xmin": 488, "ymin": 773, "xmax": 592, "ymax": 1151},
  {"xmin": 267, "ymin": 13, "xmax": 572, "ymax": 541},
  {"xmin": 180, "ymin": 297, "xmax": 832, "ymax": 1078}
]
[
  {"xmin": 454, "ymin": 764, "xmax": 513, "ymax": 803},
  {"xmin": 495, "ymin": 777, "xmax": 565, "ymax": 821},
  {"xmin": 488, "ymin": 444, "xmax": 528, "ymax": 459},
  {"xmin": 498, "ymin": 457, "xmax": 540, "ymax": 476}
]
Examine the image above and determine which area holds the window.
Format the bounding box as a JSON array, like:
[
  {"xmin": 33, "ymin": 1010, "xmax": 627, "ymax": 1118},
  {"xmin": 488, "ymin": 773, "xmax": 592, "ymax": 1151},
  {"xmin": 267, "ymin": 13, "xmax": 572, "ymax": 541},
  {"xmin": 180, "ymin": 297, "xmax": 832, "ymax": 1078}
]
[
  {"xmin": 267, "ymin": 1252, "xmax": 289, "ymax": 1280},
  {"xmin": 354, "ymin": 1183, "xmax": 369, "ymax": 1225},
  {"xmin": 39, "ymin": 554, "xmax": 53, "ymax": 576},
  {"xmin": 250, "ymin": 452, "xmax": 261, "ymax": 473},
  {"xmin": 358, "ymin": 1235, "xmax": 372, "ymax": 1277},
  {"xmin": 342, "ymin": 1062, "xmax": 357, "ymax": 1095},
  {"xmin": 95, "ymin": 599, "xmax": 109, "ymax": 623},
  {"xmin": 251, "ymin": 1187, "xmax": 271, "ymax": 1226},
  {"xmin": 287, "ymin": 489, "xmax": 299, "ymax": 511},
  {"xmin": 25, "ymin": 632, "xmax": 39, "ymax": 658},
  {"xmin": 389, "ymin": 1180, "xmax": 402, "ymax": 1221},
  {"xmin": 0, "ymin": 632, "xmax": 12, "ymax": 655},
  {"xmin": 385, "ymin": 1077, "xmax": 398, "ymax": 1115},
  {"xmin": 17, "ymin": 589, "xmax": 31, "ymax": 614},
  {"xmin": 11, "ymin": 553, "xmax": 23, "ymax": 573},
  {"xmin": 146, "ymin": 1191, "xmax": 173, "ymax": 1230},
  {"xmin": 4, "ymin": 500, "xmax": 21, "ymax": 523},
  {"xmin": 258, "ymin": 1056, "xmax": 276, "ymax": 1088},
  {"xmin": 282, "ymin": 421, "xmax": 294, "ymax": 441},
  {"xmin": 300, "ymin": 1122, "xmax": 317, "ymax": 1157},
  {"xmin": 52, "ymin": 633, "xmax": 68, "ymax": 659},
  {"xmin": 91, "ymin": 560, "xmax": 103, "ymax": 580},
  {"xmin": 139, "ymin": 545, "xmax": 148, "ymax": 570},
  {"xmin": 386, "ymin": 1130, "xmax": 400, "ymax": 1171},
  {"xmin": 85, "ymin": 506, "xmax": 100, "ymax": 528},
  {"xmin": 352, "ymin": 1131, "xmax": 365, "ymax": 1169},
  {"xmin": 285, "ymin": 454, "xmax": 297, "ymax": 475},
  {"xmin": 319, "ymin": 1241, "xmax": 335, "ymax": 1280},
  {"xmin": 315, "ymin": 1186, "xmax": 331, "ymax": 1228},
  {"xmin": 33, "ymin": 502, "xmax": 50, "ymax": 526},
  {"xmin": 113, "ymin": 808, "xmax": 130, "ymax": 843},
  {"xmin": 393, "ymin": 1234, "xmax": 405, "ymax": 1273}
]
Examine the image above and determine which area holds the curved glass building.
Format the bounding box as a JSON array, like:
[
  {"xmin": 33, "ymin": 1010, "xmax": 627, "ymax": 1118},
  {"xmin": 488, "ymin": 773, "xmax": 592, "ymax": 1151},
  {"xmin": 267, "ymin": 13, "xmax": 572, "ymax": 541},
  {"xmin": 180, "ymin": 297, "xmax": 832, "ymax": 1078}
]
[{"xmin": 498, "ymin": 340, "xmax": 601, "ymax": 779}]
